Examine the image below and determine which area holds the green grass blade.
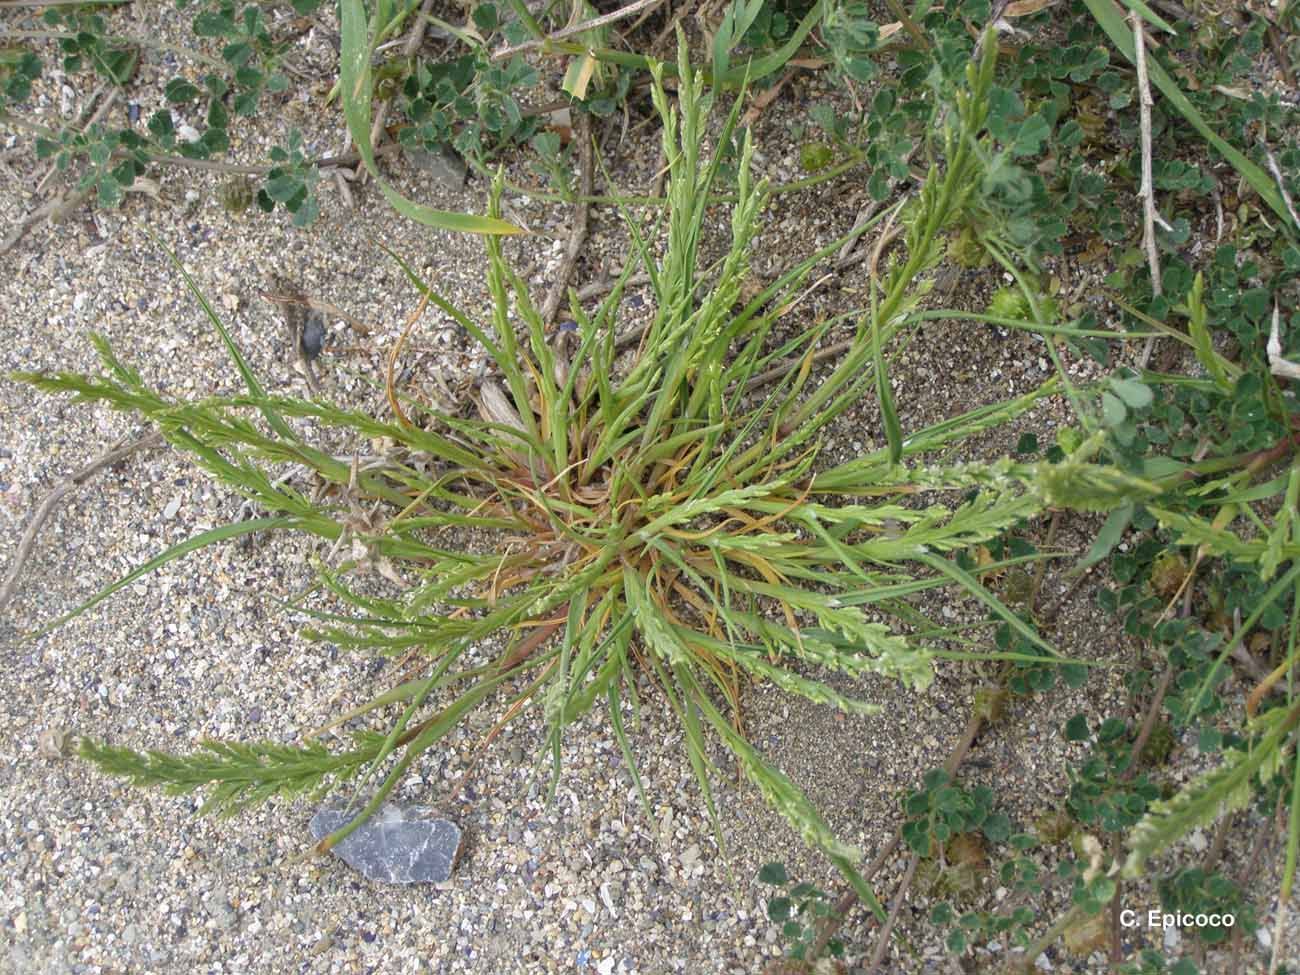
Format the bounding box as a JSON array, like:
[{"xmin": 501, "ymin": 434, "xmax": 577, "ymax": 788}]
[
  {"xmin": 873, "ymin": 292, "xmax": 903, "ymax": 465},
  {"xmin": 607, "ymin": 668, "xmax": 650, "ymax": 818},
  {"xmin": 1123, "ymin": 701, "xmax": 1300, "ymax": 877},
  {"xmin": 320, "ymin": 670, "xmax": 507, "ymax": 853},
  {"xmin": 30, "ymin": 516, "xmax": 295, "ymax": 639},
  {"xmin": 713, "ymin": 0, "xmax": 825, "ymax": 89},
  {"xmin": 1184, "ymin": 272, "xmax": 1233, "ymax": 393},
  {"xmin": 157, "ymin": 239, "xmax": 295, "ymax": 440},
  {"xmin": 338, "ymin": 0, "xmax": 520, "ymax": 235},
  {"xmin": 917, "ymin": 550, "xmax": 1060, "ymax": 659},
  {"xmin": 1070, "ymin": 503, "xmax": 1135, "ymax": 577},
  {"xmin": 1182, "ymin": 560, "xmax": 1300, "ymax": 720}
]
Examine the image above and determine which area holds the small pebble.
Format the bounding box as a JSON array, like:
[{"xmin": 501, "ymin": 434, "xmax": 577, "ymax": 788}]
[{"xmin": 300, "ymin": 314, "xmax": 326, "ymax": 360}]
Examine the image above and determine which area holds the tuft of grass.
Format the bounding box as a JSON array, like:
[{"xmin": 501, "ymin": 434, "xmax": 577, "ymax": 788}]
[{"xmin": 16, "ymin": 37, "xmax": 1140, "ymax": 902}]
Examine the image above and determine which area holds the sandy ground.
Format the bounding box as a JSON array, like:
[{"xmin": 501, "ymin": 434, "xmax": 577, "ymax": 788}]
[{"xmin": 0, "ymin": 4, "xmax": 1292, "ymax": 974}]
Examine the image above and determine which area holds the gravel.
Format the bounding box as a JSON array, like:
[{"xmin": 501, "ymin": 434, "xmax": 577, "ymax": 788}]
[{"xmin": 1, "ymin": 5, "xmax": 1294, "ymax": 974}]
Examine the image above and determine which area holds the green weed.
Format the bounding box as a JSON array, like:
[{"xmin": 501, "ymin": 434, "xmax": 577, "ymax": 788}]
[{"xmin": 14, "ymin": 39, "xmax": 1126, "ymax": 908}]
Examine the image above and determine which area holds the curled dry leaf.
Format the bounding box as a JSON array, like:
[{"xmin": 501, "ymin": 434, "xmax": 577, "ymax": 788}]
[
  {"xmin": 125, "ymin": 176, "xmax": 162, "ymax": 200},
  {"xmin": 38, "ymin": 727, "xmax": 72, "ymax": 759},
  {"xmin": 477, "ymin": 379, "xmax": 526, "ymax": 431},
  {"xmin": 1267, "ymin": 302, "xmax": 1300, "ymax": 380}
]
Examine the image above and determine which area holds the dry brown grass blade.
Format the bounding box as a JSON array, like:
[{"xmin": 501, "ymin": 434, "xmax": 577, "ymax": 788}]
[
  {"xmin": 385, "ymin": 289, "xmax": 432, "ymax": 428},
  {"xmin": 495, "ymin": 616, "xmax": 566, "ymax": 674},
  {"xmin": 0, "ymin": 429, "xmax": 165, "ymax": 614},
  {"xmin": 1246, "ymin": 658, "xmax": 1292, "ymax": 718}
]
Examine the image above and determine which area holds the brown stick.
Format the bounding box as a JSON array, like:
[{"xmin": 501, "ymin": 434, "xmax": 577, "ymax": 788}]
[
  {"xmin": 883, "ymin": 0, "xmax": 930, "ymax": 50},
  {"xmin": 1132, "ymin": 11, "xmax": 1164, "ymax": 369},
  {"xmin": 148, "ymin": 143, "xmax": 400, "ymax": 177},
  {"xmin": 1028, "ymin": 510, "xmax": 1061, "ymax": 614},
  {"xmin": 836, "ymin": 200, "xmax": 886, "ymax": 268},
  {"xmin": 1123, "ymin": 663, "xmax": 1173, "ymax": 780},
  {"xmin": 364, "ymin": 0, "xmax": 435, "ymax": 176},
  {"xmin": 1264, "ymin": 147, "xmax": 1300, "ymax": 233},
  {"xmin": 739, "ymin": 67, "xmax": 798, "ymax": 128},
  {"xmin": 540, "ymin": 114, "xmax": 593, "ymax": 325},
  {"xmin": 652, "ymin": 0, "xmax": 695, "ymax": 53},
  {"xmin": 807, "ymin": 709, "xmax": 986, "ymax": 960},
  {"xmin": 1101, "ymin": 661, "xmax": 1173, "ymax": 962},
  {"xmin": 492, "ymin": 0, "xmax": 663, "ymax": 61},
  {"xmin": 1266, "ymin": 23, "xmax": 1296, "ymax": 89},
  {"xmin": 0, "ymin": 193, "xmax": 76, "ymax": 257},
  {"xmin": 35, "ymin": 86, "xmax": 116, "ymax": 195},
  {"xmin": 744, "ymin": 340, "xmax": 854, "ymax": 393},
  {"xmin": 0, "ymin": 147, "xmax": 400, "ymax": 257},
  {"xmin": 575, "ymin": 271, "xmax": 651, "ymax": 302},
  {"xmin": 808, "ymin": 833, "xmax": 901, "ymax": 960},
  {"xmin": 0, "ymin": 430, "xmax": 166, "ymax": 614},
  {"xmin": 1039, "ymin": 567, "xmax": 1094, "ymax": 627},
  {"xmin": 260, "ymin": 287, "xmax": 375, "ymax": 337},
  {"xmin": 863, "ymin": 852, "xmax": 921, "ymax": 973}
]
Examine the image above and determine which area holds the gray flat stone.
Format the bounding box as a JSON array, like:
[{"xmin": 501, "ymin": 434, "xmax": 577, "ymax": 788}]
[
  {"xmin": 310, "ymin": 805, "xmax": 463, "ymax": 884},
  {"xmin": 402, "ymin": 144, "xmax": 468, "ymax": 192}
]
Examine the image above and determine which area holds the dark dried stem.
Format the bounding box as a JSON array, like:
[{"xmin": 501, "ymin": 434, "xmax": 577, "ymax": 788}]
[
  {"xmin": 1029, "ymin": 511, "xmax": 1061, "ymax": 614},
  {"xmin": 363, "ymin": 0, "xmax": 435, "ymax": 176},
  {"xmin": 1123, "ymin": 664, "xmax": 1173, "ymax": 782},
  {"xmin": 0, "ymin": 430, "xmax": 166, "ymax": 614},
  {"xmin": 1266, "ymin": 23, "xmax": 1296, "ymax": 89},
  {"xmin": 540, "ymin": 114, "xmax": 593, "ymax": 325},
  {"xmin": 807, "ymin": 708, "xmax": 986, "ymax": 960}
]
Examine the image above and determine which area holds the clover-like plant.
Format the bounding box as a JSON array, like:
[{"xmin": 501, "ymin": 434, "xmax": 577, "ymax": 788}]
[{"xmin": 19, "ymin": 40, "xmax": 1139, "ymax": 902}]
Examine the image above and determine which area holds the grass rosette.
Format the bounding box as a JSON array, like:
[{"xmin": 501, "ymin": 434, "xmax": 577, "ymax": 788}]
[{"xmin": 16, "ymin": 41, "xmax": 1140, "ymax": 904}]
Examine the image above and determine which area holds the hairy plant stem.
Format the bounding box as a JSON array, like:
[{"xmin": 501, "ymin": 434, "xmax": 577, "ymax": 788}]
[{"xmin": 4, "ymin": 29, "xmax": 227, "ymax": 71}]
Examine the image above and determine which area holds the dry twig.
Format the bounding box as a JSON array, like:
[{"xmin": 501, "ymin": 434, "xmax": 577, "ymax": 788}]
[
  {"xmin": 0, "ymin": 431, "xmax": 166, "ymax": 614},
  {"xmin": 653, "ymin": 0, "xmax": 697, "ymax": 53},
  {"xmin": 35, "ymin": 86, "xmax": 117, "ymax": 195},
  {"xmin": 864, "ymin": 853, "xmax": 920, "ymax": 973},
  {"xmin": 1268, "ymin": 303, "xmax": 1300, "ymax": 381},
  {"xmin": 1, "ymin": 145, "xmax": 399, "ymax": 257},
  {"xmin": 492, "ymin": 0, "xmax": 662, "ymax": 61},
  {"xmin": 0, "ymin": 182, "xmax": 95, "ymax": 256},
  {"xmin": 1266, "ymin": 22, "xmax": 1296, "ymax": 89},
  {"xmin": 150, "ymin": 144, "xmax": 400, "ymax": 177},
  {"xmin": 836, "ymin": 200, "xmax": 886, "ymax": 267},
  {"xmin": 1264, "ymin": 147, "xmax": 1300, "ymax": 233},
  {"xmin": 575, "ymin": 271, "xmax": 651, "ymax": 302},
  {"xmin": 261, "ymin": 285, "xmax": 375, "ymax": 338},
  {"xmin": 808, "ymin": 707, "xmax": 987, "ymax": 962},
  {"xmin": 262, "ymin": 279, "xmax": 325, "ymax": 395},
  {"xmin": 1132, "ymin": 11, "xmax": 1166, "ymax": 369},
  {"xmin": 540, "ymin": 114, "xmax": 594, "ymax": 325},
  {"xmin": 363, "ymin": 0, "xmax": 435, "ymax": 183},
  {"xmin": 739, "ymin": 67, "xmax": 799, "ymax": 127}
]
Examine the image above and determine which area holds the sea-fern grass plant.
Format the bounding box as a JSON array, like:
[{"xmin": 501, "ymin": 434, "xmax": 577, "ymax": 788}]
[{"xmin": 16, "ymin": 40, "xmax": 1138, "ymax": 902}]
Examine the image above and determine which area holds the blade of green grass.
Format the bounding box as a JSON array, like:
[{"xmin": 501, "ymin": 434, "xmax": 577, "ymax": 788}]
[
  {"xmin": 338, "ymin": 0, "xmax": 521, "ymax": 235},
  {"xmin": 30, "ymin": 516, "xmax": 295, "ymax": 639},
  {"xmin": 156, "ymin": 237, "xmax": 295, "ymax": 440},
  {"xmin": 1070, "ymin": 503, "xmax": 1135, "ymax": 577},
  {"xmin": 917, "ymin": 550, "xmax": 1061, "ymax": 659}
]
